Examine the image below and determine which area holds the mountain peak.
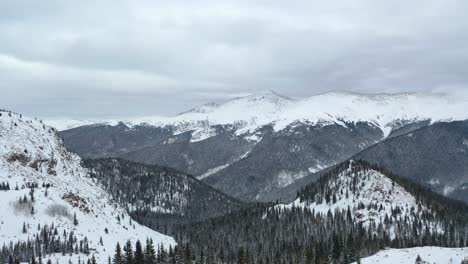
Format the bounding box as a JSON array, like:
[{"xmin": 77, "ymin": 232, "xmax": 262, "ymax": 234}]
[
  {"xmin": 245, "ymin": 90, "xmax": 293, "ymax": 101},
  {"xmin": 178, "ymin": 102, "xmax": 220, "ymax": 115}
]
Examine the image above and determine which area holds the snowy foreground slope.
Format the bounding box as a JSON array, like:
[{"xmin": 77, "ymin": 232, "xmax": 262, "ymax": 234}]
[
  {"xmin": 46, "ymin": 91, "xmax": 468, "ymax": 137},
  {"xmin": 354, "ymin": 247, "xmax": 468, "ymax": 264},
  {"xmin": 0, "ymin": 111, "xmax": 175, "ymax": 263}
]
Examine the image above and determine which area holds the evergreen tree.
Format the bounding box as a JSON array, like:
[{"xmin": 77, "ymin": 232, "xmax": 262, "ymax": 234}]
[
  {"xmin": 134, "ymin": 240, "xmax": 144, "ymax": 264},
  {"xmin": 124, "ymin": 240, "xmax": 133, "ymax": 264},
  {"xmin": 144, "ymin": 239, "xmax": 156, "ymax": 264},
  {"xmin": 113, "ymin": 242, "xmax": 123, "ymax": 264},
  {"xmin": 73, "ymin": 213, "xmax": 78, "ymax": 226}
]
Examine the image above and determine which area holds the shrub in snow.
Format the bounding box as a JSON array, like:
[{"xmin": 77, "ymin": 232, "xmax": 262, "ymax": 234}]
[{"xmin": 46, "ymin": 204, "xmax": 72, "ymax": 219}]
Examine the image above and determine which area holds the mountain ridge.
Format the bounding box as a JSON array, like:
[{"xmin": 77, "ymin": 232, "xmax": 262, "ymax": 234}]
[
  {"xmin": 0, "ymin": 110, "xmax": 175, "ymax": 263},
  {"xmin": 45, "ymin": 91, "xmax": 468, "ymax": 134},
  {"xmin": 83, "ymin": 157, "xmax": 247, "ymax": 228}
]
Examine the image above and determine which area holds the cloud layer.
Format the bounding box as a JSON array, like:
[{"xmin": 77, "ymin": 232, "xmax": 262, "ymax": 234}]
[{"xmin": 1, "ymin": 0, "xmax": 468, "ymax": 118}]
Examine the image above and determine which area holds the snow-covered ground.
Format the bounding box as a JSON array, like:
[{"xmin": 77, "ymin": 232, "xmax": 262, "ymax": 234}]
[
  {"xmin": 0, "ymin": 111, "xmax": 175, "ymax": 263},
  {"xmin": 45, "ymin": 91, "xmax": 468, "ymax": 139},
  {"xmin": 277, "ymin": 162, "xmax": 441, "ymax": 236},
  {"xmin": 355, "ymin": 247, "xmax": 468, "ymax": 264}
]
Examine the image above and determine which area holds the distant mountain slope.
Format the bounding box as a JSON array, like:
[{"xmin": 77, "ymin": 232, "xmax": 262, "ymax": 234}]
[
  {"xmin": 0, "ymin": 110, "xmax": 174, "ymax": 264},
  {"xmin": 60, "ymin": 120, "xmax": 383, "ymax": 202},
  {"xmin": 48, "ymin": 91, "xmax": 468, "ymax": 135},
  {"xmin": 83, "ymin": 158, "xmax": 246, "ymax": 226},
  {"xmin": 353, "ymin": 120, "xmax": 468, "ymax": 202},
  {"xmin": 204, "ymin": 121, "xmax": 382, "ymax": 201},
  {"xmin": 60, "ymin": 123, "xmax": 254, "ymax": 177},
  {"xmin": 54, "ymin": 91, "xmax": 468, "ymax": 202}
]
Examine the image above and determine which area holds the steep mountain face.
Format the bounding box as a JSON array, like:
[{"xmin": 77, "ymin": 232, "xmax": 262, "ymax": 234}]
[
  {"xmin": 0, "ymin": 110, "xmax": 174, "ymax": 264},
  {"xmin": 52, "ymin": 91, "xmax": 468, "ymax": 202},
  {"xmin": 204, "ymin": 121, "xmax": 382, "ymax": 201},
  {"xmin": 354, "ymin": 120, "xmax": 468, "ymax": 202},
  {"xmin": 83, "ymin": 158, "xmax": 245, "ymax": 227}
]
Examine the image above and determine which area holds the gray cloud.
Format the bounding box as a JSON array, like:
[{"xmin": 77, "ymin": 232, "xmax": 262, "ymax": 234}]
[{"xmin": 1, "ymin": 0, "xmax": 468, "ymax": 118}]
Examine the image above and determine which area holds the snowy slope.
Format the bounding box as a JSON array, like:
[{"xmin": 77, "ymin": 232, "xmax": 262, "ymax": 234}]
[
  {"xmin": 278, "ymin": 161, "xmax": 440, "ymax": 234},
  {"xmin": 354, "ymin": 247, "xmax": 468, "ymax": 264},
  {"xmin": 45, "ymin": 91, "xmax": 468, "ymax": 138},
  {"xmin": 0, "ymin": 111, "xmax": 175, "ymax": 263},
  {"xmin": 44, "ymin": 118, "xmax": 101, "ymax": 131}
]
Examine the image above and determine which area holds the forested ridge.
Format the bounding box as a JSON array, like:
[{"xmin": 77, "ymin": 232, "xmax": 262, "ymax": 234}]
[
  {"xmin": 106, "ymin": 160, "xmax": 468, "ymax": 263},
  {"xmin": 84, "ymin": 158, "xmax": 246, "ymax": 227}
]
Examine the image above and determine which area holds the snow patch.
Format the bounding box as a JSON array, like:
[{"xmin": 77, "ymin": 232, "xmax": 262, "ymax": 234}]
[
  {"xmin": 428, "ymin": 178, "xmax": 440, "ymax": 186},
  {"xmin": 190, "ymin": 127, "xmax": 218, "ymax": 142},
  {"xmin": 355, "ymin": 247, "xmax": 468, "ymax": 264},
  {"xmin": 308, "ymin": 163, "xmax": 330, "ymax": 174},
  {"xmin": 197, "ymin": 164, "xmax": 230, "ymax": 180},
  {"xmin": 276, "ymin": 170, "xmax": 308, "ymax": 188},
  {"xmin": 196, "ymin": 147, "xmax": 254, "ymax": 180},
  {"xmin": 443, "ymin": 185, "xmax": 455, "ymax": 195}
]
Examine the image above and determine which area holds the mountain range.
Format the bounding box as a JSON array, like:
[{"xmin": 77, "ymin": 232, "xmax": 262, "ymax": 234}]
[
  {"xmin": 51, "ymin": 91, "xmax": 468, "ymax": 203},
  {"xmin": 2, "ymin": 102, "xmax": 468, "ymax": 263}
]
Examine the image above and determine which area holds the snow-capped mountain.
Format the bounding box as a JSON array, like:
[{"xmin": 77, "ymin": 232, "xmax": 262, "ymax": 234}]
[
  {"xmin": 46, "ymin": 90, "xmax": 468, "ymax": 136},
  {"xmin": 50, "ymin": 91, "xmax": 468, "ymax": 202},
  {"xmin": 0, "ymin": 110, "xmax": 175, "ymax": 263}
]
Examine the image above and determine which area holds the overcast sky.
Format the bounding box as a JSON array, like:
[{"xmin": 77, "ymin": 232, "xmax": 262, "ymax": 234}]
[{"xmin": 1, "ymin": 1, "xmax": 468, "ymax": 118}]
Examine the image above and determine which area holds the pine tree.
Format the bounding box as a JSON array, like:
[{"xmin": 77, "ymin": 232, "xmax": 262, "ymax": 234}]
[
  {"xmin": 124, "ymin": 240, "xmax": 133, "ymax": 264},
  {"xmin": 134, "ymin": 240, "xmax": 144, "ymax": 264},
  {"xmin": 31, "ymin": 251, "xmax": 37, "ymax": 264},
  {"xmin": 144, "ymin": 239, "xmax": 156, "ymax": 264},
  {"xmin": 113, "ymin": 242, "xmax": 123, "ymax": 264},
  {"xmin": 73, "ymin": 213, "xmax": 78, "ymax": 226}
]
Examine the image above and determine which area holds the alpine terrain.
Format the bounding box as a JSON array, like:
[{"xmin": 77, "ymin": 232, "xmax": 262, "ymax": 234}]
[
  {"xmin": 52, "ymin": 91, "xmax": 468, "ymax": 202},
  {"xmin": 0, "ymin": 110, "xmax": 175, "ymax": 264}
]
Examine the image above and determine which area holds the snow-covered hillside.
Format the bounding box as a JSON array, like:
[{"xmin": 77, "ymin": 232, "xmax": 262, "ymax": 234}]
[
  {"xmin": 279, "ymin": 161, "xmax": 440, "ymax": 234},
  {"xmin": 45, "ymin": 91, "xmax": 468, "ymax": 138},
  {"xmin": 0, "ymin": 110, "xmax": 175, "ymax": 263},
  {"xmin": 355, "ymin": 247, "xmax": 468, "ymax": 264}
]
